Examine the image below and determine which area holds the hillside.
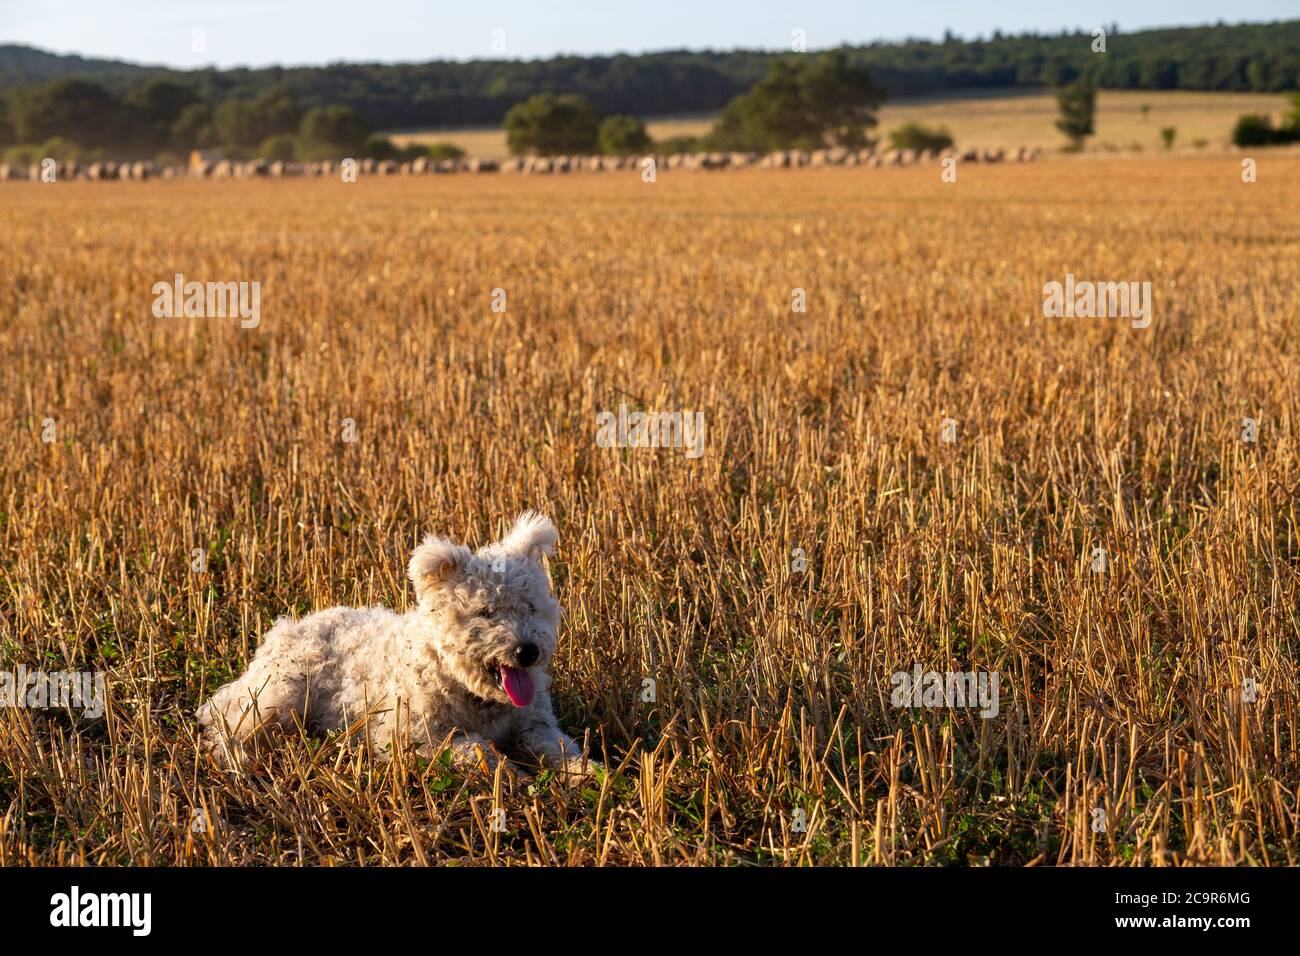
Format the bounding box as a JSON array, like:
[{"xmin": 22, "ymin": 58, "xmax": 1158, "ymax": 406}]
[{"xmin": 0, "ymin": 43, "xmax": 154, "ymax": 87}]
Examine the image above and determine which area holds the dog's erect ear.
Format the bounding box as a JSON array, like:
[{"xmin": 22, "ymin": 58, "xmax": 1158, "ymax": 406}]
[
  {"xmin": 496, "ymin": 511, "xmax": 558, "ymax": 561},
  {"xmin": 409, "ymin": 535, "xmax": 472, "ymax": 601}
]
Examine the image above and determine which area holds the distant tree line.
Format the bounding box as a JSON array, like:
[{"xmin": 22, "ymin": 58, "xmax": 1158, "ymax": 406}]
[
  {"xmin": 0, "ymin": 19, "xmax": 1296, "ymax": 139},
  {"xmin": 0, "ymin": 76, "xmax": 443, "ymax": 164},
  {"xmin": 1, "ymin": 20, "xmax": 1297, "ymax": 161}
]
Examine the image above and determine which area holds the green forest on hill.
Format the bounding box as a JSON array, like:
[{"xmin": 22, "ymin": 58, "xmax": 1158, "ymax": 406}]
[
  {"xmin": 0, "ymin": 20, "xmax": 1296, "ymax": 161},
  {"xmin": 3, "ymin": 19, "xmax": 1298, "ymax": 128}
]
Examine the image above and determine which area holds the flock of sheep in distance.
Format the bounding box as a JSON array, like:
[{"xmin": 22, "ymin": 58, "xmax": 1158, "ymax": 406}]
[{"xmin": 0, "ymin": 143, "xmax": 1043, "ymax": 182}]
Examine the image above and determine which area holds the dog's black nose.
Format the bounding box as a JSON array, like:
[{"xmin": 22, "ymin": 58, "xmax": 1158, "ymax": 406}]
[{"xmin": 515, "ymin": 643, "xmax": 540, "ymax": 666}]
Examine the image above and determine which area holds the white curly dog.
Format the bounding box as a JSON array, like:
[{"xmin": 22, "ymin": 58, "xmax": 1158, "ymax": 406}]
[{"xmin": 198, "ymin": 512, "xmax": 598, "ymax": 776}]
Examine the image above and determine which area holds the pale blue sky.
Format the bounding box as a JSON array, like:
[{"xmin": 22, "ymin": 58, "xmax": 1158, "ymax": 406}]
[{"xmin": 3, "ymin": 0, "xmax": 1295, "ymax": 68}]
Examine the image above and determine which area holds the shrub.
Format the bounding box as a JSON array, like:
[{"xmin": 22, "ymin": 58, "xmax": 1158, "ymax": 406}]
[
  {"xmin": 3, "ymin": 143, "xmax": 42, "ymax": 166},
  {"xmin": 655, "ymin": 134, "xmax": 706, "ymax": 154},
  {"xmin": 259, "ymin": 134, "xmax": 298, "ymax": 161},
  {"xmin": 426, "ymin": 142, "xmax": 466, "ymax": 161},
  {"xmin": 360, "ymin": 135, "xmax": 399, "ymax": 160},
  {"xmin": 887, "ymin": 122, "xmax": 954, "ymax": 152},
  {"xmin": 393, "ymin": 143, "xmax": 431, "ymax": 162},
  {"xmin": 38, "ymin": 136, "xmax": 81, "ymax": 162},
  {"xmin": 504, "ymin": 94, "xmax": 601, "ymax": 156},
  {"xmin": 357, "ymin": 137, "xmax": 429, "ymax": 162},
  {"xmin": 298, "ymin": 105, "xmax": 370, "ymax": 158},
  {"xmin": 598, "ymin": 115, "xmax": 652, "ymax": 155},
  {"xmin": 1232, "ymin": 113, "xmax": 1284, "ymax": 147}
]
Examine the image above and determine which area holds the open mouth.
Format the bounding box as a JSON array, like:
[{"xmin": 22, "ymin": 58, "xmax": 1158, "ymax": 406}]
[{"xmin": 487, "ymin": 663, "xmax": 536, "ymax": 708}]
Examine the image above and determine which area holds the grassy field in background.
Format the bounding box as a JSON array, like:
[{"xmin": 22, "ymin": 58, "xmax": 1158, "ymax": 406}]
[
  {"xmin": 389, "ymin": 115, "xmax": 723, "ymax": 160},
  {"xmin": 1, "ymin": 153, "xmax": 1298, "ymax": 865},
  {"xmin": 390, "ymin": 89, "xmax": 1293, "ymax": 158}
]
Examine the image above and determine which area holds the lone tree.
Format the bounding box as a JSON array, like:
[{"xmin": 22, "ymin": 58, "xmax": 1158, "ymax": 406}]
[
  {"xmin": 298, "ymin": 105, "xmax": 371, "ymax": 158},
  {"xmin": 598, "ymin": 115, "xmax": 652, "ymax": 155},
  {"xmin": 1055, "ymin": 80, "xmax": 1096, "ymax": 150},
  {"xmin": 710, "ymin": 51, "xmax": 884, "ymax": 152},
  {"xmin": 505, "ymin": 94, "xmax": 600, "ymax": 156}
]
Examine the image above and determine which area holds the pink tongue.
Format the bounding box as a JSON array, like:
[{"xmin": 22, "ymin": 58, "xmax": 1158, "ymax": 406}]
[{"xmin": 500, "ymin": 666, "xmax": 536, "ymax": 708}]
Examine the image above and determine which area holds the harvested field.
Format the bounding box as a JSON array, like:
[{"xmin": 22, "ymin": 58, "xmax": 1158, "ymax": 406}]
[{"xmin": 1, "ymin": 154, "xmax": 1298, "ymax": 865}]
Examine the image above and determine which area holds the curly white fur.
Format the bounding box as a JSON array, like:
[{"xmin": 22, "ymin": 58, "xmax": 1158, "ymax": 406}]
[{"xmin": 197, "ymin": 512, "xmax": 597, "ymax": 776}]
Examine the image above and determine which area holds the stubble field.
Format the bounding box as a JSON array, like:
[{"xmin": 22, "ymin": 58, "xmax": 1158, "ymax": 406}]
[{"xmin": 1, "ymin": 154, "xmax": 1298, "ymax": 865}]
